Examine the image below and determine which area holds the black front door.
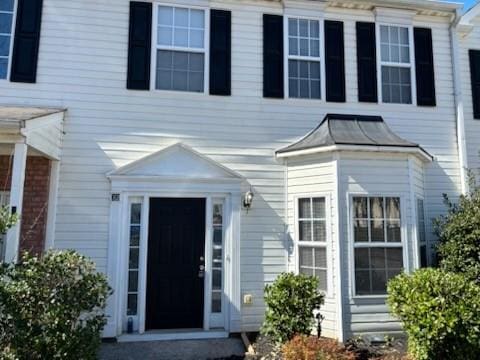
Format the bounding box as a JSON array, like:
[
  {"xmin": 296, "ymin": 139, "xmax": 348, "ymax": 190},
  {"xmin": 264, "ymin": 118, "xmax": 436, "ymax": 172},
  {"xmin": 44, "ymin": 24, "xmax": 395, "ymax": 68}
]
[{"xmin": 146, "ymin": 198, "xmax": 206, "ymax": 330}]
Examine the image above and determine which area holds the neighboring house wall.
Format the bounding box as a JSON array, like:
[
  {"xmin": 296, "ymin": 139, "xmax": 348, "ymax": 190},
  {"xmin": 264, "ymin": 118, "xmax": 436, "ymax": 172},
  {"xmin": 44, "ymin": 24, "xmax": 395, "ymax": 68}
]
[
  {"xmin": 0, "ymin": 0, "xmax": 463, "ymax": 334},
  {"xmin": 0, "ymin": 155, "xmax": 51, "ymax": 255},
  {"xmin": 460, "ymin": 15, "xmax": 480, "ymax": 178}
]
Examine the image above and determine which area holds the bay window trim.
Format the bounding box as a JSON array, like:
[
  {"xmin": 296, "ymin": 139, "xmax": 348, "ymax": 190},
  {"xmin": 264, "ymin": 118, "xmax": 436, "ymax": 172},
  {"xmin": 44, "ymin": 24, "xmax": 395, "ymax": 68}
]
[
  {"xmin": 283, "ymin": 14, "xmax": 326, "ymax": 100},
  {"xmin": 150, "ymin": 2, "xmax": 210, "ymax": 94},
  {"xmin": 375, "ymin": 22, "xmax": 417, "ymax": 106},
  {"xmin": 294, "ymin": 193, "xmax": 332, "ymax": 297},
  {"xmin": 348, "ymin": 193, "xmax": 408, "ymax": 299}
]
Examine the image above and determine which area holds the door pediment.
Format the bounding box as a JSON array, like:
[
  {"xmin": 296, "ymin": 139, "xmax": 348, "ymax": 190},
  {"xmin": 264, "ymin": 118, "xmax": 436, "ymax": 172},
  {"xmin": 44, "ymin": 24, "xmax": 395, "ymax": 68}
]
[{"xmin": 107, "ymin": 143, "xmax": 243, "ymax": 181}]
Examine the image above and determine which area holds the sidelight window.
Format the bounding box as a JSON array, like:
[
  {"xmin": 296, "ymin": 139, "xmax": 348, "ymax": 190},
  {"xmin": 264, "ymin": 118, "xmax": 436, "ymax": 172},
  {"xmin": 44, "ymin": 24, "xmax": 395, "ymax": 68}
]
[
  {"xmin": 211, "ymin": 200, "xmax": 223, "ymax": 314},
  {"xmin": 127, "ymin": 201, "xmax": 141, "ymax": 316}
]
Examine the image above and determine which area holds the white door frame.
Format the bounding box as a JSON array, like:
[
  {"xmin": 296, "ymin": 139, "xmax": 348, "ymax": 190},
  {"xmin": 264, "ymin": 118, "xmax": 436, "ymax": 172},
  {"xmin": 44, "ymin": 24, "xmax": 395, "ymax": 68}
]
[{"xmin": 105, "ymin": 179, "xmax": 242, "ymax": 338}]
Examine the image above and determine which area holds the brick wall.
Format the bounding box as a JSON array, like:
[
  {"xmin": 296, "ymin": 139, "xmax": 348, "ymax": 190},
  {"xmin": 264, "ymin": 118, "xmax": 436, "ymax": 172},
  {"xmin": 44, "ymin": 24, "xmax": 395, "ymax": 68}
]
[{"xmin": 0, "ymin": 155, "xmax": 51, "ymax": 255}]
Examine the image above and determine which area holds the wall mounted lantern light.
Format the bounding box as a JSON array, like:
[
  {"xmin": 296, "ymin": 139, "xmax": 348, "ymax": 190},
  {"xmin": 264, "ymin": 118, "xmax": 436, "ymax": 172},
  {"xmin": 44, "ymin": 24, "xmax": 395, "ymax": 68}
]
[{"xmin": 243, "ymin": 190, "xmax": 254, "ymax": 212}]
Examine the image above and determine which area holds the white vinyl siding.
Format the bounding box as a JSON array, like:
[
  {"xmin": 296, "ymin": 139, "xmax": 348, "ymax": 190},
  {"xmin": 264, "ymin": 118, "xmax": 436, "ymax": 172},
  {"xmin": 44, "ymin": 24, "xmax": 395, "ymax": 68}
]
[
  {"xmin": 287, "ymin": 17, "xmax": 321, "ymax": 99},
  {"xmin": 154, "ymin": 5, "xmax": 206, "ymax": 92},
  {"xmin": 379, "ymin": 25, "xmax": 413, "ymax": 104},
  {"xmin": 0, "ymin": 0, "xmax": 14, "ymax": 79}
]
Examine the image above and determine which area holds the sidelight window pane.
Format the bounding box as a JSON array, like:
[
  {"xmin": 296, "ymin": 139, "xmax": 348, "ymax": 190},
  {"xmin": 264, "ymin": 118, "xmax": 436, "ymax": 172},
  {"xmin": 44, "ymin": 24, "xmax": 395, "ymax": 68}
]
[
  {"xmin": 126, "ymin": 201, "xmax": 142, "ymax": 316},
  {"xmin": 211, "ymin": 200, "xmax": 224, "ymax": 314}
]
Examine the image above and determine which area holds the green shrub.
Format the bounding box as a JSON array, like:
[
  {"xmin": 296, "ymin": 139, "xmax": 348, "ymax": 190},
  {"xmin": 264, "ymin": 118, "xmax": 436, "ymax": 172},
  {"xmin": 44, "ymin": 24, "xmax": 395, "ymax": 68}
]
[
  {"xmin": 261, "ymin": 272, "xmax": 324, "ymax": 343},
  {"xmin": 0, "ymin": 251, "xmax": 111, "ymax": 360},
  {"xmin": 434, "ymin": 178, "xmax": 480, "ymax": 283},
  {"xmin": 387, "ymin": 268, "xmax": 480, "ymax": 360}
]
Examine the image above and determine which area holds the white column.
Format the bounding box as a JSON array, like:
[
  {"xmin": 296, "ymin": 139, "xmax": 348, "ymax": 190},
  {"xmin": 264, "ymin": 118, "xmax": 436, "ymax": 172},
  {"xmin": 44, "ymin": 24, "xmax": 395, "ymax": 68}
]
[
  {"xmin": 229, "ymin": 192, "xmax": 242, "ymax": 332},
  {"xmin": 5, "ymin": 143, "xmax": 28, "ymax": 263}
]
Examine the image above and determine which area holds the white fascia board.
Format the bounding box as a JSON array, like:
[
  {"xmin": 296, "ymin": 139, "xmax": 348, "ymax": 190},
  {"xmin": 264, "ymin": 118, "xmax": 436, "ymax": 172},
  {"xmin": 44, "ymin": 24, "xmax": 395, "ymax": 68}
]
[{"xmin": 276, "ymin": 144, "xmax": 433, "ymax": 162}]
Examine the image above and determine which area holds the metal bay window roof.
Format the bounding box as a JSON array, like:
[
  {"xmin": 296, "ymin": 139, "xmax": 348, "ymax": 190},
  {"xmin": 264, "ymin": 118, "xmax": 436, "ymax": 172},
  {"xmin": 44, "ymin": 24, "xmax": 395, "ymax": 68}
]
[{"xmin": 276, "ymin": 114, "xmax": 433, "ymax": 161}]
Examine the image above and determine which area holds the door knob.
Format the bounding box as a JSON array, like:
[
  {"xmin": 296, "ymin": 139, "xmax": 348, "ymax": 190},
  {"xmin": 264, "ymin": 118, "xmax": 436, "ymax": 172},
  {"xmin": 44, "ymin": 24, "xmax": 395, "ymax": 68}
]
[{"xmin": 198, "ymin": 264, "xmax": 205, "ymax": 278}]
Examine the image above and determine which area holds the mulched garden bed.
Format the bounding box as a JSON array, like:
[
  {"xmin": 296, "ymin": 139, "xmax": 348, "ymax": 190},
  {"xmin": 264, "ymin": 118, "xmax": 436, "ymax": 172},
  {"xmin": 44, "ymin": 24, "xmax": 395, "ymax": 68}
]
[{"xmin": 243, "ymin": 333, "xmax": 408, "ymax": 360}]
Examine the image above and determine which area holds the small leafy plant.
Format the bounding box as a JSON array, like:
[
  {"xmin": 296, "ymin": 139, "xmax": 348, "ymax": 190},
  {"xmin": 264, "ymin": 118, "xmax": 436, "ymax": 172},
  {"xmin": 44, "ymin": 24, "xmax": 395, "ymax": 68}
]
[
  {"xmin": 261, "ymin": 272, "xmax": 324, "ymax": 343},
  {"xmin": 0, "ymin": 251, "xmax": 111, "ymax": 360},
  {"xmin": 387, "ymin": 268, "xmax": 480, "ymax": 360},
  {"xmin": 434, "ymin": 174, "xmax": 480, "ymax": 283},
  {"xmin": 0, "ymin": 205, "xmax": 18, "ymax": 235}
]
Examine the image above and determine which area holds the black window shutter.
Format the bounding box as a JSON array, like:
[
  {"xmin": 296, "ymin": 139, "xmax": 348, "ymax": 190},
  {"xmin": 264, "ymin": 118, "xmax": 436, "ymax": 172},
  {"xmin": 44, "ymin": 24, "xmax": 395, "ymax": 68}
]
[
  {"xmin": 210, "ymin": 9, "xmax": 231, "ymax": 96},
  {"xmin": 263, "ymin": 14, "xmax": 283, "ymax": 98},
  {"xmin": 470, "ymin": 50, "xmax": 480, "ymax": 119},
  {"xmin": 414, "ymin": 28, "xmax": 436, "ymax": 106},
  {"xmin": 10, "ymin": 0, "xmax": 43, "ymax": 83},
  {"xmin": 325, "ymin": 20, "xmax": 345, "ymax": 102},
  {"xmin": 356, "ymin": 22, "xmax": 377, "ymax": 102},
  {"xmin": 127, "ymin": 1, "xmax": 152, "ymax": 90}
]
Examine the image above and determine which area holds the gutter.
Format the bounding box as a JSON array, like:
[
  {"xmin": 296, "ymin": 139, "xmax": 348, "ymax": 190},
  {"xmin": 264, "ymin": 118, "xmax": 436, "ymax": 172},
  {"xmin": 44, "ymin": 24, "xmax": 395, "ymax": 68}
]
[{"xmin": 450, "ymin": 9, "xmax": 470, "ymax": 194}]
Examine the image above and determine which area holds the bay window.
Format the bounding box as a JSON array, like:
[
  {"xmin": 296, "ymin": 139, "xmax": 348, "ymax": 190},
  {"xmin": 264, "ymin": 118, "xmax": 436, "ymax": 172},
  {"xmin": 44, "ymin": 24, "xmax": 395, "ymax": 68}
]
[
  {"xmin": 297, "ymin": 197, "xmax": 328, "ymax": 291},
  {"xmin": 155, "ymin": 5, "xmax": 206, "ymax": 92},
  {"xmin": 352, "ymin": 196, "xmax": 404, "ymax": 295},
  {"xmin": 379, "ymin": 25, "xmax": 413, "ymax": 104}
]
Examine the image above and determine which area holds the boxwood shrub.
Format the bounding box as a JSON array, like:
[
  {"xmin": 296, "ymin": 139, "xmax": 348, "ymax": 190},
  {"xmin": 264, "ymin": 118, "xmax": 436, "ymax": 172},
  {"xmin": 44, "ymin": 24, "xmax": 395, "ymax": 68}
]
[
  {"xmin": 0, "ymin": 251, "xmax": 111, "ymax": 360},
  {"xmin": 387, "ymin": 268, "xmax": 480, "ymax": 360},
  {"xmin": 262, "ymin": 272, "xmax": 324, "ymax": 343}
]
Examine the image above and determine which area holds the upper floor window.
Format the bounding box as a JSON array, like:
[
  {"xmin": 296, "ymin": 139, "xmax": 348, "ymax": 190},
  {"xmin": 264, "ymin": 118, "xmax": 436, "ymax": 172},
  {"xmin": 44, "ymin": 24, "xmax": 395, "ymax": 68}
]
[
  {"xmin": 379, "ymin": 25, "xmax": 412, "ymax": 104},
  {"xmin": 352, "ymin": 196, "xmax": 404, "ymax": 295},
  {"xmin": 287, "ymin": 18, "xmax": 321, "ymax": 99},
  {"xmin": 0, "ymin": 0, "xmax": 14, "ymax": 79},
  {"xmin": 155, "ymin": 5, "xmax": 206, "ymax": 92}
]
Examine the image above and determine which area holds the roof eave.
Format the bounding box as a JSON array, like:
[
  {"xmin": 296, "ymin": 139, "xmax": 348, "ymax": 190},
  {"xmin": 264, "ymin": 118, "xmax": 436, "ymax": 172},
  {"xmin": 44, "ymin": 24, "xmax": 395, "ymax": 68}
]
[{"xmin": 276, "ymin": 144, "xmax": 433, "ymax": 162}]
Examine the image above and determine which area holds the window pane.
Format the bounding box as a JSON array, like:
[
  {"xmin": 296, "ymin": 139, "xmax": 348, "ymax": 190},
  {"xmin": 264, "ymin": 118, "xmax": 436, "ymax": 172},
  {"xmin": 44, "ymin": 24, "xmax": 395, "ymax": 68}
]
[
  {"xmin": 131, "ymin": 203, "xmax": 141, "ymax": 224},
  {"xmin": 355, "ymin": 270, "xmax": 370, "ymax": 295},
  {"xmin": 386, "ymin": 248, "xmax": 403, "ymax": 269},
  {"xmin": 173, "ymin": 70, "xmax": 188, "ymax": 90},
  {"xmin": 298, "ymin": 198, "xmax": 311, "ymax": 218},
  {"xmin": 315, "ymin": 269, "xmax": 327, "ymax": 290},
  {"xmin": 386, "ymin": 197, "xmax": 400, "ymax": 219},
  {"xmin": 158, "ymin": 6, "xmax": 173, "ymax": 25},
  {"xmin": 289, "ymin": 59, "xmax": 298, "ymax": 77},
  {"xmin": 355, "ymin": 248, "xmax": 369, "ymax": 269},
  {"xmin": 311, "ymin": 80, "xmax": 321, "ymax": 99},
  {"xmin": 387, "ymin": 220, "xmax": 401, "ymax": 242},
  {"xmin": 371, "ymin": 248, "xmax": 386, "ymax": 269},
  {"xmin": 212, "ymin": 292, "xmax": 222, "ymax": 313},
  {"xmin": 299, "ymin": 60, "xmax": 309, "ymax": 78},
  {"xmin": 130, "ymin": 226, "xmax": 140, "ymax": 246},
  {"xmin": 314, "ymin": 247, "xmax": 327, "ymax": 268},
  {"xmin": 189, "ymin": 52, "xmax": 204, "ymax": 71},
  {"xmin": 174, "ymin": 28, "xmax": 188, "ymax": 47},
  {"xmin": 299, "ymin": 247, "xmax": 313, "ymax": 267},
  {"xmin": 173, "ymin": 51, "xmax": 188, "ymax": 70},
  {"xmin": 212, "ymin": 269, "xmax": 222, "ymax": 290},
  {"xmin": 313, "ymin": 221, "xmax": 326, "ymax": 242},
  {"xmin": 213, "ymin": 204, "xmax": 223, "ymax": 225},
  {"xmin": 299, "ymin": 80, "xmax": 309, "ymax": 98},
  {"xmin": 0, "ymin": 66, "xmax": 7, "ymax": 85},
  {"xmin": 213, "ymin": 228, "xmax": 222, "ymax": 246},
  {"xmin": 299, "ymin": 38, "xmax": 309, "ymax": 56},
  {"xmin": 310, "ymin": 20, "xmax": 319, "ymax": 38},
  {"xmin": 129, "ymin": 248, "xmax": 139, "ymax": 269},
  {"xmin": 354, "ymin": 220, "xmax": 368, "ymax": 242},
  {"xmin": 189, "ymin": 29, "xmax": 204, "ymax": 48},
  {"xmin": 370, "ymin": 197, "xmax": 384, "ymax": 219},
  {"xmin": 127, "ymin": 294, "xmax": 138, "ymax": 316},
  {"xmin": 157, "ymin": 50, "xmax": 173, "ymax": 68},
  {"xmin": 371, "ymin": 268, "xmax": 387, "ymax": 294},
  {"xmin": 310, "ymin": 39, "xmax": 319, "ymax": 57},
  {"xmin": 299, "ymin": 220, "xmax": 311, "ymax": 241},
  {"xmin": 400, "ymin": 46, "xmax": 410, "ymax": 63},
  {"xmin": 381, "ymin": 44, "xmax": 389, "ymax": 62},
  {"xmin": 190, "ymin": 10, "xmax": 204, "ymax": 28},
  {"xmin": 0, "ymin": 13, "xmax": 12, "ymax": 34},
  {"xmin": 288, "ymin": 18, "xmax": 298, "ymax": 36},
  {"xmin": 0, "ymin": 35, "xmax": 9, "ymax": 57},
  {"xmin": 312, "ymin": 198, "xmax": 325, "ymax": 218},
  {"xmin": 174, "ymin": 8, "xmax": 188, "ymax": 27},
  {"xmin": 310, "ymin": 62, "xmax": 320, "ymax": 79},
  {"xmin": 387, "ymin": 269, "xmax": 402, "ymax": 282},
  {"xmin": 380, "ymin": 26, "xmax": 389, "ymax": 42},
  {"xmin": 399, "ymin": 27, "xmax": 409, "ymax": 45},
  {"xmin": 390, "ymin": 26, "xmax": 399, "ymax": 44},
  {"xmin": 420, "ymin": 245, "xmax": 427, "ymax": 267},
  {"xmin": 157, "ymin": 69, "xmax": 173, "ymax": 90},
  {"xmin": 289, "ymin": 78, "xmax": 299, "ymax": 97},
  {"xmin": 289, "ymin": 37, "xmax": 298, "ymax": 56},
  {"xmin": 299, "ymin": 19, "xmax": 308, "ymax": 36},
  {"xmin": 300, "ymin": 267, "xmax": 313, "ymax": 276},
  {"xmin": 158, "ymin": 26, "xmax": 173, "ymax": 46},
  {"xmin": 353, "ymin": 197, "xmax": 367, "ymax": 218},
  {"xmin": 128, "ymin": 270, "xmax": 138, "ymax": 292},
  {"xmin": 371, "ymin": 220, "xmax": 385, "ymax": 242}
]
